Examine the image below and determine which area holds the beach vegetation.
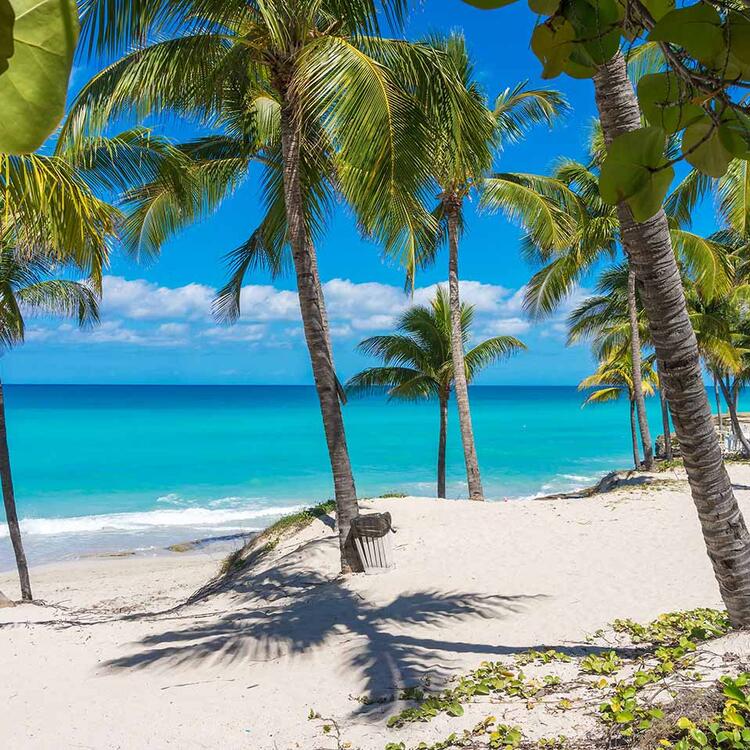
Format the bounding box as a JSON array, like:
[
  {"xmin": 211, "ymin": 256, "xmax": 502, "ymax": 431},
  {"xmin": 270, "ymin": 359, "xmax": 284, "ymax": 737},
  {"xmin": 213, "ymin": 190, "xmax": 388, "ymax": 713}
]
[
  {"xmin": 580, "ymin": 650, "xmax": 622, "ymax": 675},
  {"xmin": 394, "ymin": 34, "xmax": 567, "ymax": 501},
  {"xmin": 0, "ymin": 125, "xmax": 169, "ymax": 599},
  {"xmin": 0, "ymin": 0, "xmax": 79, "ymax": 154},
  {"xmin": 384, "ymin": 608, "xmax": 737, "ymax": 748},
  {"xmin": 514, "ymin": 649, "xmax": 572, "ymax": 666},
  {"xmin": 468, "ymin": 0, "xmax": 750, "ymax": 626},
  {"xmin": 71, "ymin": 0, "xmax": 487, "ymax": 574},
  {"xmin": 578, "ymin": 336, "xmax": 659, "ymax": 471},
  {"xmin": 347, "ymin": 288, "xmax": 524, "ymax": 498}
]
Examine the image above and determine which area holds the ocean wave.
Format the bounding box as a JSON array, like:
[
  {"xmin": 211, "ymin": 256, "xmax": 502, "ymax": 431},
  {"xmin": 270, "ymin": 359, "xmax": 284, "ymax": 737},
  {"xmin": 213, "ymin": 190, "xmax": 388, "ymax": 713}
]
[
  {"xmin": 0, "ymin": 504, "xmax": 303, "ymax": 538},
  {"xmin": 559, "ymin": 474, "xmax": 596, "ymax": 482}
]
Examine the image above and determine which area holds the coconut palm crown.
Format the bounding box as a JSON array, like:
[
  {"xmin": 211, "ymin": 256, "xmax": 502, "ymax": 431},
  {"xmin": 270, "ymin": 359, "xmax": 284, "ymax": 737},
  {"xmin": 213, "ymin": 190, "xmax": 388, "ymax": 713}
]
[{"xmin": 346, "ymin": 286, "xmax": 525, "ymax": 498}]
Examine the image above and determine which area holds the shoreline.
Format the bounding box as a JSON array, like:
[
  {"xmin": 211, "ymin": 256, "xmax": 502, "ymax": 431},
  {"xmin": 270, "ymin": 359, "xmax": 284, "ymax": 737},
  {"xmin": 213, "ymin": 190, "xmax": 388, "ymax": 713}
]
[
  {"xmin": 2, "ymin": 462, "xmax": 743, "ymax": 749},
  {"xmin": 0, "ymin": 463, "xmax": 686, "ymax": 573}
]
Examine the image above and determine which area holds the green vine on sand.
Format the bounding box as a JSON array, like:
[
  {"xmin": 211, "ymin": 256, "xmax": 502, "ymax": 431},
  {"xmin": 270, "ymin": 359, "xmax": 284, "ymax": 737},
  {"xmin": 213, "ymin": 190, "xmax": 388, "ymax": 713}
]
[{"xmin": 384, "ymin": 608, "xmax": 736, "ymax": 749}]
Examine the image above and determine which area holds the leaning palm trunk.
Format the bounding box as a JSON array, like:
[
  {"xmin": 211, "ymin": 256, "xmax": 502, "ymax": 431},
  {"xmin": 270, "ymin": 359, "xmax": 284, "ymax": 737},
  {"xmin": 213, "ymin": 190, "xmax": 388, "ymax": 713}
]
[
  {"xmin": 717, "ymin": 377, "xmax": 750, "ymax": 457},
  {"xmin": 278, "ymin": 87, "xmax": 359, "ymax": 573},
  {"xmin": 628, "ymin": 394, "xmax": 640, "ymax": 470},
  {"xmin": 627, "ymin": 265, "xmax": 654, "ymax": 469},
  {"xmin": 714, "ymin": 375, "xmax": 723, "ymax": 432},
  {"xmin": 593, "ymin": 53, "xmax": 750, "ymax": 626},
  {"xmin": 445, "ymin": 200, "xmax": 484, "ymax": 501},
  {"xmin": 438, "ymin": 388, "xmax": 448, "ymax": 498},
  {"xmin": 0, "ymin": 380, "xmax": 31, "ymax": 600}
]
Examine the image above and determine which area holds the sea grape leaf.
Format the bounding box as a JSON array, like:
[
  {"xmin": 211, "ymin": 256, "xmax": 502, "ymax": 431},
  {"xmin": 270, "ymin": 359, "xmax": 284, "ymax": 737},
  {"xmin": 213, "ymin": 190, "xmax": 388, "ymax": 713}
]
[
  {"xmin": 531, "ymin": 18, "xmax": 576, "ymax": 79},
  {"xmin": 648, "ymin": 3, "xmax": 724, "ymax": 65},
  {"xmin": 709, "ymin": 48, "xmax": 750, "ymax": 81},
  {"xmin": 599, "ymin": 126, "xmax": 674, "ymax": 222},
  {"xmin": 462, "ymin": 0, "xmax": 519, "ymax": 7},
  {"xmin": 563, "ymin": 0, "xmax": 621, "ymax": 65},
  {"xmin": 0, "ymin": 0, "xmax": 12, "ymax": 76},
  {"xmin": 637, "ymin": 72, "xmax": 703, "ymax": 134},
  {"xmin": 528, "ymin": 0, "xmax": 560, "ymax": 15},
  {"xmin": 682, "ymin": 118, "xmax": 732, "ymax": 177},
  {"xmin": 642, "ymin": 0, "xmax": 673, "ymax": 22},
  {"xmin": 0, "ymin": 0, "xmax": 79, "ymax": 154},
  {"xmin": 719, "ymin": 112, "xmax": 750, "ymax": 161},
  {"xmin": 727, "ymin": 12, "xmax": 750, "ymax": 67}
]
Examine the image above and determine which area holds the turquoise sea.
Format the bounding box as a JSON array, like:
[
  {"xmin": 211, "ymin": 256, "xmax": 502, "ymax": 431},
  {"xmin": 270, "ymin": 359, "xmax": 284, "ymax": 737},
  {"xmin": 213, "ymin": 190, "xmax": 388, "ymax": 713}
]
[{"xmin": 0, "ymin": 384, "xmax": 721, "ymax": 569}]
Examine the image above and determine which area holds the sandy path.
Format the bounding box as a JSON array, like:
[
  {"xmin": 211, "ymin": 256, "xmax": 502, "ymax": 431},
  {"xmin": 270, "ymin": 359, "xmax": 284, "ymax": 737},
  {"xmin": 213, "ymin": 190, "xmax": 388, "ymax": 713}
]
[{"xmin": 2, "ymin": 465, "xmax": 748, "ymax": 749}]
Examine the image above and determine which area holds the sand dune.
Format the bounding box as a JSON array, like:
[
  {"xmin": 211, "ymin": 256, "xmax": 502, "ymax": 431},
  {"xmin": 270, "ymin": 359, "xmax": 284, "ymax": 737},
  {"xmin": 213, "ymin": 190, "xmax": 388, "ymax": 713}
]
[{"xmin": 2, "ymin": 464, "xmax": 748, "ymax": 749}]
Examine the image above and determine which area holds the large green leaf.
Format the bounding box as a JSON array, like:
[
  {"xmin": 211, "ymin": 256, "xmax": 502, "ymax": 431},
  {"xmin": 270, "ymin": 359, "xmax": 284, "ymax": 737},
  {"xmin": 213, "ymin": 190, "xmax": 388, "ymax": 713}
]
[
  {"xmin": 531, "ymin": 18, "xmax": 576, "ymax": 79},
  {"xmin": 0, "ymin": 0, "xmax": 12, "ymax": 76},
  {"xmin": 599, "ymin": 126, "xmax": 674, "ymax": 221},
  {"xmin": 0, "ymin": 0, "xmax": 79, "ymax": 154},
  {"xmin": 528, "ymin": 0, "xmax": 560, "ymax": 14},
  {"xmin": 682, "ymin": 118, "xmax": 733, "ymax": 177},
  {"xmin": 563, "ymin": 0, "xmax": 621, "ymax": 65},
  {"xmin": 719, "ymin": 111, "xmax": 750, "ymax": 161},
  {"xmin": 642, "ymin": 0, "xmax": 674, "ymax": 22},
  {"xmin": 728, "ymin": 11, "xmax": 750, "ymax": 67},
  {"xmin": 637, "ymin": 72, "xmax": 703, "ymax": 134},
  {"xmin": 648, "ymin": 2, "xmax": 724, "ymax": 65}
]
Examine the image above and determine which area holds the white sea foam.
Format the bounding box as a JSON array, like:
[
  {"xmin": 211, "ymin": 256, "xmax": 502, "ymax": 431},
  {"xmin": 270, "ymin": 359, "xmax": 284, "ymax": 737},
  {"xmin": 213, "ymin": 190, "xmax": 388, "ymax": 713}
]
[
  {"xmin": 559, "ymin": 474, "xmax": 596, "ymax": 482},
  {"xmin": 0, "ymin": 504, "xmax": 303, "ymax": 538}
]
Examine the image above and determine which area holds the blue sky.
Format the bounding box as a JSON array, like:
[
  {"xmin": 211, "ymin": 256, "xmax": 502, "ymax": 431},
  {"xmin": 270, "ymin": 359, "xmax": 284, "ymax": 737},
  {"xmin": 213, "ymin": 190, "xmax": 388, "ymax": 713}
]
[{"xmin": 6, "ymin": 0, "xmax": 718, "ymax": 385}]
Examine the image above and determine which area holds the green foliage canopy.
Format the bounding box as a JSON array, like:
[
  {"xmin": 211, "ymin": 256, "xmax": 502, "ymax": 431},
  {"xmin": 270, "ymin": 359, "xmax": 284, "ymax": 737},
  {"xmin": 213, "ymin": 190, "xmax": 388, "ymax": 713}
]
[
  {"xmin": 461, "ymin": 0, "xmax": 750, "ymax": 222},
  {"xmin": 0, "ymin": 0, "xmax": 79, "ymax": 153}
]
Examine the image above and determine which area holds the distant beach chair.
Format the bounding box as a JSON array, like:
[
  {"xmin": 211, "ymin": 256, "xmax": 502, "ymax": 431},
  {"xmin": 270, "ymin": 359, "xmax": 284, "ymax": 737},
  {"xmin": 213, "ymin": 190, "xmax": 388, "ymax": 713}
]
[{"xmin": 351, "ymin": 512, "xmax": 396, "ymax": 574}]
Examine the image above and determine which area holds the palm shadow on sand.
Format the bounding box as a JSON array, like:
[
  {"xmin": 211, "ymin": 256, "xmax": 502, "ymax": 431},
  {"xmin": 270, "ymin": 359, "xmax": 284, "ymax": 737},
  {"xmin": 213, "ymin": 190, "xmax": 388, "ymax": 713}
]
[
  {"xmin": 100, "ymin": 533, "xmax": 648, "ymax": 706},
  {"xmin": 101, "ymin": 534, "xmax": 553, "ymax": 699}
]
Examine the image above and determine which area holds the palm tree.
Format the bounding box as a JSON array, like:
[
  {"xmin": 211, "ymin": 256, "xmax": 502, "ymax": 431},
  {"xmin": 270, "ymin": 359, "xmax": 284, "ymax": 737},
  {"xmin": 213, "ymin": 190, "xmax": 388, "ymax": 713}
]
[
  {"xmin": 71, "ymin": 0, "xmax": 466, "ymax": 572},
  {"xmin": 568, "ymin": 264, "xmax": 657, "ymax": 468},
  {"xmin": 483, "ymin": 128, "xmax": 731, "ymax": 472},
  {"xmin": 346, "ymin": 287, "xmax": 524, "ymax": 497},
  {"xmin": 0, "ymin": 252, "xmax": 99, "ymax": 602},
  {"xmin": 579, "ymin": 349, "xmax": 657, "ymax": 470},
  {"xmin": 0, "ymin": 129, "xmax": 164, "ymax": 600},
  {"xmin": 592, "ymin": 52, "xmax": 750, "ymax": 627},
  {"xmin": 407, "ymin": 35, "xmax": 567, "ymax": 501}
]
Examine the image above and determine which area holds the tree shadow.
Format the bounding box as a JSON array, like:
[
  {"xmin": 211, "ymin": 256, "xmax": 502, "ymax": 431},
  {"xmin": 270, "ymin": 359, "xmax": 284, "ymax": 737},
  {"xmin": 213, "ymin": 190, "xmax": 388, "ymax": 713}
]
[{"xmin": 101, "ymin": 535, "xmax": 548, "ymax": 698}]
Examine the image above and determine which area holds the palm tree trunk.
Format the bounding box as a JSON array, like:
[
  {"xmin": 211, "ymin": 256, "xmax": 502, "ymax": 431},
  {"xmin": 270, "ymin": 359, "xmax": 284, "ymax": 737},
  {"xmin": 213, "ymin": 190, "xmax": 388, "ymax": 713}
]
[
  {"xmin": 657, "ymin": 360, "xmax": 673, "ymax": 461},
  {"xmin": 714, "ymin": 374, "xmax": 723, "ymax": 432},
  {"xmin": 445, "ymin": 198, "xmax": 484, "ymax": 501},
  {"xmin": 717, "ymin": 376, "xmax": 750, "ymax": 457},
  {"xmin": 594, "ymin": 53, "xmax": 750, "ymax": 627},
  {"xmin": 629, "ymin": 395, "xmax": 640, "ymax": 470},
  {"xmin": 437, "ymin": 388, "xmax": 448, "ymax": 498},
  {"xmin": 0, "ymin": 380, "xmax": 31, "ymax": 601},
  {"xmin": 627, "ymin": 264, "xmax": 654, "ymax": 469},
  {"xmin": 278, "ymin": 84, "xmax": 359, "ymax": 573}
]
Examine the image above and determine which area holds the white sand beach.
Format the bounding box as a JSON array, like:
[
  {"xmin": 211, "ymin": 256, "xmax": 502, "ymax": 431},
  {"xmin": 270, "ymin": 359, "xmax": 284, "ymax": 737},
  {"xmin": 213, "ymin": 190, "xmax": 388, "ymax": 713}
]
[{"xmin": 2, "ymin": 465, "xmax": 749, "ymax": 749}]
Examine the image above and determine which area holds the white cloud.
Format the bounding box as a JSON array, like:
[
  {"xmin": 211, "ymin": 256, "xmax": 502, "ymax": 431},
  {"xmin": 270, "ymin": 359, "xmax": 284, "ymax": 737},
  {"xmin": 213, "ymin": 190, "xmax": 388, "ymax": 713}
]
[
  {"xmin": 27, "ymin": 275, "xmax": 588, "ymax": 353},
  {"xmin": 483, "ymin": 317, "xmax": 532, "ymax": 335},
  {"xmin": 102, "ymin": 277, "xmax": 213, "ymax": 321},
  {"xmin": 237, "ymin": 286, "xmax": 299, "ymax": 322},
  {"xmin": 201, "ymin": 324, "xmax": 267, "ymax": 342}
]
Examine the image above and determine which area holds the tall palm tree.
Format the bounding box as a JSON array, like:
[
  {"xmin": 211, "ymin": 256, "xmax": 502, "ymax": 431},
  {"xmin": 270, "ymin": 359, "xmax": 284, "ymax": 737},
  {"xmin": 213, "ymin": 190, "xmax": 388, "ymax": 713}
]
[
  {"xmin": 0, "ymin": 129, "xmax": 168, "ymax": 600},
  {"xmin": 346, "ymin": 287, "xmax": 524, "ymax": 497},
  {"xmin": 568, "ymin": 264, "xmax": 657, "ymax": 468},
  {"xmin": 593, "ymin": 52, "xmax": 750, "ymax": 627},
  {"xmin": 407, "ymin": 35, "xmax": 567, "ymax": 501},
  {"xmin": 579, "ymin": 349, "xmax": 657, "ymax": 470},
  {"xmin": 483, "ymin": 129, "xmax": 731, "ymax": 471},
  {"xmin": 71, "ymin": 0, "xmax": 465, "ymax": 572},
  {"xmin": 0, "ymin": 252, "xmax": 99, "ymax": 602}
]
